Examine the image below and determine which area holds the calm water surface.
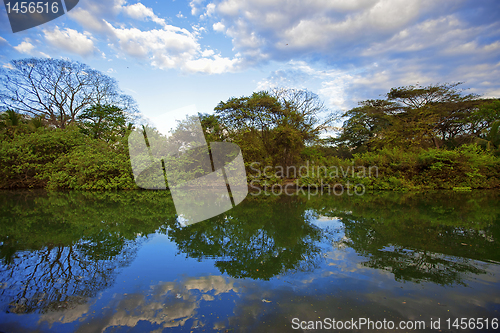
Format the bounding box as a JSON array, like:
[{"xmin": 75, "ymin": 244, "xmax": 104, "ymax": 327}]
[{"xmin": 0, "ymin": 190, "xmax": 499, "ymax": 332}]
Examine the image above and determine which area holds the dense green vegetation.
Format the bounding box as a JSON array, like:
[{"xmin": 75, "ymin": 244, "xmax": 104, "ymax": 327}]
[{"xmin": 1, "ymin": 58, "xmax": 499, "ymax": 190}]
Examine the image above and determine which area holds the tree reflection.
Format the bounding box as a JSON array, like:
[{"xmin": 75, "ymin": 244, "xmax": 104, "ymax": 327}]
[
  {"xmin": 166, "ymin": 196, "xmax": 326, "ymax": 280},
  {"xmin": 1, "ymin": 189, "xmax": 499, "ymax": 317},
  {"xmin": 0, "ymin": 190, "xmax": 176, "ymax": 314},
  {"xmin": 316, "ymin": 191, "xmax": 500, "ymax": 286},
  {"xmin": 1, "ymin": 239, "xmax": 138, "ymax": 314}
]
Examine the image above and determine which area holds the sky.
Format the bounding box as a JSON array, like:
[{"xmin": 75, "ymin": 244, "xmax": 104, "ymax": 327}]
[{"xmin": 0, "ymin": 0, "xmax": 499, "ymax": 132}]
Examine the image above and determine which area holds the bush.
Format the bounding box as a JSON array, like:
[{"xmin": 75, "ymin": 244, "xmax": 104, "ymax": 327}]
[{"xmin": 0, "ymin": 127, "xmax": 137, "ymax": 190}]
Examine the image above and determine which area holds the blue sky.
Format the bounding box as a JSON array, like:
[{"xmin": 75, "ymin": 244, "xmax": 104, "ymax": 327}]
[{"xmin": 1, "ymin": 0, "xmax": 499, "ymax": 132}]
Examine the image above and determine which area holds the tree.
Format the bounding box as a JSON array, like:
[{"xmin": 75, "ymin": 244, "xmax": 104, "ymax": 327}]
[
  {"xmin": 77, "ymin": 104, "xmax": 130, "ymax": 142},
  {"xmin": 214, "ymin": 88, "xmax": 332, "ymax": 169},
  {"xmin": 0, "ymin": 109, "xmax": 47, "ymax": 139},
  {"xmin": 198, "ymin": 112, "xmax": 226, "ymax": 142},
  {"xmin": 0, "ymin": 109, "xmax": 25, "ymax": 137},
  {"xmin": 332, "ymin": 100, "xmax": 393, "ymax": 153},
  {"xmin": 335, "ymin": 83, "xmax": 492, "ymax": 151},
  {"xmin": 0, "ymin": 58, "xmax": 137, "ymax": 129}
]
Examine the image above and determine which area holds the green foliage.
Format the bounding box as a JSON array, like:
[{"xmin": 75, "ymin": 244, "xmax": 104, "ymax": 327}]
[
  {"xmin": 0, "ymin": 109, "xmax": 48, "ymax": 139},
  {"xmin": 336, "ymin": 83, "xmax": 492, "ymax": 151},
  {"xmin": 77, "ymin": 104, "xmax": 130, "ymax": 142},
  {"xmin": 1, "ymin": 80, "xmax": 498, "ymax": 191},
  {"xmin": 0, "ymin": 126, "xmax": 137, "ymax": 190},
  {"xmin": 215, "ymin": 88, "xmax": 332, "ymax": 170}
]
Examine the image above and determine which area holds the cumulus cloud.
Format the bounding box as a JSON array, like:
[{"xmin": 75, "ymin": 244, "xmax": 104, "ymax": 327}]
[
  {"xmin": 122, "ymin": 3, "xmax": 166, "ymax": 27},
  {"xmin": 213, "ymin": 22, "xmax": 225, "ymax": 32},
  {"xmin": 103, "ymin": 23, "xmax": 239, "ymax": 73},
  {"xmin": 189, "ymin": 0, "xmax": 205, "ymax": 16},
  {"xmin": 184, "ymin": 54, "xmax": 240, "ymax": 74},
  {"xmin": 67, "ymin": 0, "xmax": 128, "ymax": 34},
  {"xmin": 63, "ymin": 0, "xmax": 240, "ymax": 73},
  {"xmin": 210, "ymin": 0, "xmax": 499, "ymax": 71},
  {"xmin": 213, "ymin": 0, "xmax": 438, "ymax": 61},
  {"xmin": 68, "ymin": 8, "xmax": 115, "ymax": 34},
  {"xmin": 14, "ymin": 39, "xmax": 35, "ymax": 54},
  {"xmin": 44, "ymin": 27, "xmax": 98, "ymax": 57},
  {"xmin": 257, "ymin": 61, "xmax": 359, "ymax": 111},
  {"xmin": 109, "ymin": 25, "xmax": 198, "ymax": 58},
  {"xmin": 200, "ymin": 3, "xmax": 216, "ymax": 19},
  {"xmin": 58, "ymin": 0, "xmax": 500, "ymax": 90},
  {"xmin": 361, "ymin": 15, "xmax": 498, "ymax": 57}
]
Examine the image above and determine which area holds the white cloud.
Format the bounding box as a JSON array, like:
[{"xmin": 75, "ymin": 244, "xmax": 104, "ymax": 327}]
[
  {"xmin": 109, "ymin": 25, "xmax": 199, "ymax": 58},
  {"xmin": 44, "ymin": 27, "xmax": 98, "ymax": 57},
  {"xmin": 213, "ymin": 22, "xmax": 225, "ymax": 32},
  {"xmin": 201, "ymin": 49, "xmax": 215, "ymax": 57},
  {"xmin": 184, "ymin": 54, "xmax": 240, "ymax": 74},
  {"xmin": 68, "ymin": 8, "xmax": 114, "ymax": 33},
  {"xmin": 14, "ymin": 39, "xmax": 35, "ymax": 54},
  {"xmin": 59, "ymin": 0, "xmax": 500, "ymax": 94},
  {"xmin": 257, "ymin": 61, "xmax": 359, "ymax": 111},
  {"xmin": 200, "ymin": 3, "xmax": 216, "ymax": 19},
  {"xmin": 361, "ymin": 15, "xmax": 489, "ymax": 56},
  {"xmin": 122, "ymin": 3, "xmax": 166, "ymax": 27},
  {"xmin": 64, "ymin": 0, "xmax": 239, "ymax": 73},
  {"xmin": 211, "ymin": 0, "xmax": 449, "ymax": 63},
  {"xmin": 189, "ymin": 0, "xmax": 205, "ymax": 16},
  {"xmin": 104, "ymin": 22, "xmax": 240, "ymax": 73},
  {"xmin": 3, "ymin": 63, "xmax": 15, "ymax": 70}
]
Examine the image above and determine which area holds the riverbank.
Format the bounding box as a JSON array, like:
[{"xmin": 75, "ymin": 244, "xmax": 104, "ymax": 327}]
[{"xmin": 1, "ymin": 127, "xmax": 499, "ymax": 191}]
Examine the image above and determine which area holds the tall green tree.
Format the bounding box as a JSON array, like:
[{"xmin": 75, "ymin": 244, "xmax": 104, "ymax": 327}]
[
  {"xmin": 215, "ymin": 88, "xmax": 332, "ymax": 169},
  {"xmin": 77, "ymin": 104, "xmax": 130, "ymax": 142},
  {"xmin": 335, "ymin": 83, "xmax": 493, "ymax": 151}
]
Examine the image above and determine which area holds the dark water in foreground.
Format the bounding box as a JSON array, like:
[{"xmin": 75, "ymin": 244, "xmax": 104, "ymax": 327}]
[{"xmin": 0, "ymin": 190, "xmax": 499, "ymax": 332}]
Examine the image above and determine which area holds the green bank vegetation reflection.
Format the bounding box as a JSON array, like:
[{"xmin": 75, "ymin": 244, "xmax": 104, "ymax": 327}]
[
  {"xmin": 0, "ymin": 190, "xmax": 499, "ymax": 314},
  {"xmin": 311, "ymin": 192, "xmax": 500, "ymax": 285}
]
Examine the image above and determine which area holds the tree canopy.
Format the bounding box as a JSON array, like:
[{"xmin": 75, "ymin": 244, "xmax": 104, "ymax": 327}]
[
  {"xmin": 0, "ymin": 58, "xmax": 138, "ymax": 129},
  {"xmin": 335, "ymin": 83, "xmax": 498, "ymax": 152},
  {"xmin": 77, "ymin": 104, "xmax": 131, "ymax": 142},
  {"xmin": 213, "ymin": 88, "xmax": 333, "ymax": 169}
]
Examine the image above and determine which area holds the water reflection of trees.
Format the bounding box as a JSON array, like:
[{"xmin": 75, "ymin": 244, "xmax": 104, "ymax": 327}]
[
  {"xmin": 1, "ymin": 238, "xmax": 139, "ymax": 314},
  {"xmin": 166, "ymin": 196, "xmax": 326, "ymax": 280},
  {"xmin": 0, "ymin": 190, "xmax": 175, "ymax": 314},
  {"xmin": 1, "ymin": 189, "xmax": 499, "ymax": 315},
  {"xmin": 315, "ymin": 191, "xmax": 500, "ymax": 286}
]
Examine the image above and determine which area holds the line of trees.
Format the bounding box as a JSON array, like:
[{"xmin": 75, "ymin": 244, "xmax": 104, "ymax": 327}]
[
  {"xmin": 333, "ymin": 83, "xmax": 500, "ymax": 154},
  {"xmin": 0, "ymin": 57, "xmax": 499, "ymax": 190}
]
